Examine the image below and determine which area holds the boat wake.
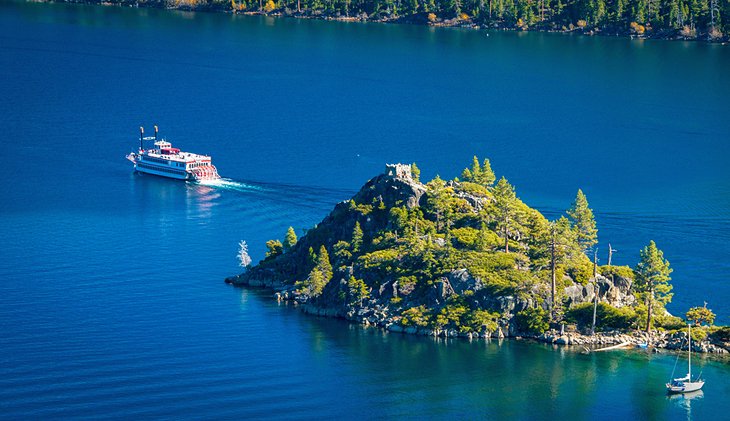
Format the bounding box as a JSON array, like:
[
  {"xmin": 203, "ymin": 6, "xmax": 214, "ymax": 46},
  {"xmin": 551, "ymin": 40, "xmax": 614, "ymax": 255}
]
[{"xmin": 195, "ymin": 178, "xmax": 266, "ymax": 192}]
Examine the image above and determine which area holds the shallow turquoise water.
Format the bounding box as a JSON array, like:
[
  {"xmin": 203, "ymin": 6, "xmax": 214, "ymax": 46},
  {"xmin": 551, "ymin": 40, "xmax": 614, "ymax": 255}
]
[{"xmin": 1, "ymin": 1, "xmax": 729, "ymax": 418}]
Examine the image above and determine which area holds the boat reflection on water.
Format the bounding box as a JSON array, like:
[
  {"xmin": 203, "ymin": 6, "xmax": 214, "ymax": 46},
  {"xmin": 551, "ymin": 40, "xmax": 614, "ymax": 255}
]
[{"xmin": 667, "ymin": 390, "xmax": 704, "ymax": 420}]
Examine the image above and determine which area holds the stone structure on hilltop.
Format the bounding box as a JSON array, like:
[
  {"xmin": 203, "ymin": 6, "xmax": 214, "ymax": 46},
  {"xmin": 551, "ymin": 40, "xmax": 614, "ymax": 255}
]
[{"xmin": 384, "ymin": 163, "xmax": 412, "ymax": 180}]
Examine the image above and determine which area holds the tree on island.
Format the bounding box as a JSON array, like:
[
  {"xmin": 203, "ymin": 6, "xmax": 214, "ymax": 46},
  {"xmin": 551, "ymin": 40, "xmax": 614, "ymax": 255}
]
[
  {"xmin": 461, "ymin": 156, "xmax": 496, "ymax": 187},
  {"xmin": 351, "ymin": 221, "xmax": 364, "ymax": 253},
  {"xmin": 298, "ymin": 245, "xmax": 333, "ymax": 297},
  {"xmin": 284, "ymin": 226, "xmax": 298, "ymax": 251},
  {"xmin": 265, "ymin": 239, "xmax": 284, "ymax": 258},
  {"xmin": 548, "ymin": 216, "xmax": 579, "ymax": 316},
  {"xmin": 411, "ymin": 162, "xmax": 421, "ymax": 182},
  {"xmin": 633, "ymin": 240, "xmax": 673, "ymax": 333},
  {"xmin": 492, "ymin": 177, "xmax": 520, "ymax": 253},
  {"xmin": 686, "ymin": 304, "xmax": 716, "ymax": 326},
  {"xmin": 238, "ymin": 240, "xmax": 252, "ymax": 269},
  {"xmin": 567, "ymin": 189, "xmax": 598, "ymax": 253}
]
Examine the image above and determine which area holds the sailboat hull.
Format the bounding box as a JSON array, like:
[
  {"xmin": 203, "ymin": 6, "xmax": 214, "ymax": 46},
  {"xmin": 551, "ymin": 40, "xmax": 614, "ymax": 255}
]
[{"xmin": 666, "ymin": 381, "xmax": 705, "ymax": 394}]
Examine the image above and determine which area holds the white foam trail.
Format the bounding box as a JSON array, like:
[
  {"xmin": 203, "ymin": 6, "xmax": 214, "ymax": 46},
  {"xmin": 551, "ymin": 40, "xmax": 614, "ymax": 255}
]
[{"xmin": 195, "ymin": 178, "xmax": 265, "ymax": 191}]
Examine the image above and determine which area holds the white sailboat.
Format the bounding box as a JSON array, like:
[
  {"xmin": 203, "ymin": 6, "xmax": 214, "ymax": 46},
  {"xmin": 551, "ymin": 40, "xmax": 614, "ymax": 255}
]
[{"xmin": 666, "ymin": 324, "xmax": 705, "ymax": 394}]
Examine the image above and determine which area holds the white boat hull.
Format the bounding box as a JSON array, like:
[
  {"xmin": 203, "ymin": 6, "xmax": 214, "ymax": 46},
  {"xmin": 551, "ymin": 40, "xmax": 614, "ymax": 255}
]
[
  {"xmin": 667, "ymin": 380, "xmax": 705, "ymax": 394},
  {"xmin": 134, "ymin": 163, "xmax": 192, "ymax": 180}
]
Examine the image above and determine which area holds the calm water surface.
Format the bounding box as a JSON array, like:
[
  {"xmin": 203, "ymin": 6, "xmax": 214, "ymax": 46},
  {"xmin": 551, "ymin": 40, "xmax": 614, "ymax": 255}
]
[{"xmin": 1, "ymin": 1, "xmax": 729, "ymax": 418}]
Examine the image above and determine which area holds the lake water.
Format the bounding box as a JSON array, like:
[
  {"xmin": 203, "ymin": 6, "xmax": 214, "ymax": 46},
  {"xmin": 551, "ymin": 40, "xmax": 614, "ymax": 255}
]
[{"xmin": 1, "ymin": 1, "xmax": 729, "ymax": 418}]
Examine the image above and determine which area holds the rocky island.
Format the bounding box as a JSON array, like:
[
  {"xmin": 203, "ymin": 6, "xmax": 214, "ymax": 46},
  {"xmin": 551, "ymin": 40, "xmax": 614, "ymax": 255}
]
[{"xmin": 227, "ymin": 161, "xmax": 730, "ymax": 354}]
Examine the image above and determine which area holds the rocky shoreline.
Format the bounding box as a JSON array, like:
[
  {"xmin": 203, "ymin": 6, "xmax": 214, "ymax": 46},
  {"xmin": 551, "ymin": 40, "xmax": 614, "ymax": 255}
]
[
  {"xmin": 227, "ymin": 274, "xmax": 730, "ymax": 355},
  {"xmin": 39, "ymin": 1, "xmax": 729, "ymax": 44}
]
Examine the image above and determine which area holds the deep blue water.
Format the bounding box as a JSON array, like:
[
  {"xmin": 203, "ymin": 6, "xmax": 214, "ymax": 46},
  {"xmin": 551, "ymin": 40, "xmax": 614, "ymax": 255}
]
[{"xmin": 1, "ymin": 1, "xmax": 729, "ymax": 418}]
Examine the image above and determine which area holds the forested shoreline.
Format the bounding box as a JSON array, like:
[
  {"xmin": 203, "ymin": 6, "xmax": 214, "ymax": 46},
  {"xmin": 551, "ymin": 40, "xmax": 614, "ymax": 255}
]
[{"xmin": 45, "ymin": 0, "xmax": 729, "ymax": 42}]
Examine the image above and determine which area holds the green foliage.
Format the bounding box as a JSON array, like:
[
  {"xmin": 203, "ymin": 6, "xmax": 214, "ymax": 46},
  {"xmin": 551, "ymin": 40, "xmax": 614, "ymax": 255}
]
[
  {"xmin": 351, "ymin": 221, "xmax": 364, "ymax": 253},
  {"xmin": 565, "ymin": 302, "xmax": 637, "ymax": 330},
  {"xmin": 710, "ymin": 326, "xmax": 730, "ymax": 342},
  {"xmin": 458, "ymin": 181, "xmax": 492, "ymax": 197},
  {"xmin": 265, "ymin": 239, "xmax": 283, "ymax": 258},
  {"xmin": 298, "ymin": 245, "xmax": 333, "ymax": 297},
  {"xmin": 514, "ymin": 307, "xmax": 550, "ymax": 335},
  {"xmin": 411, "ymin": 162, "xmax": 421, "ymax": 182},
  {"xmin": 284, "ymin": 226, "xmax": 298, "ymax": 251},
  {"xmin": 598, "ymin": 265, "xmax": 634, "ymax": 280},
  {"xmin": 654, "ymin": 313, "xmax": 686, "ymax": 330},
  {"xmin": 401, "ymin": 305, "xmax": 432, "ymax": 327},
  {"xmin": 565, "ymin": 255, "xmax": 594, "ymax": 285},
  {"xmin": 333, "ymin": 240, "xmax": 352, "ymax": 261},
  {"xmin": 686, "ymin": 305, "xmax": 716, "ymax": 326},
  {"xmin": 492, "ymin": 177, "xmax": 520, "ymax": 253},
  {"xmin": 461, "ymin": 156, "xmax": 495, "ymax": 187},
  {"xmin": 567, "ymin": 189, "xmax": 598, "ymax": 252},
  {"xmin": 634, "ymin": 240, "xmax": 673, "ymax": 332},
  {"xmin": 690, "ymin": 327, "xmax": 708, "ymax": 342}
]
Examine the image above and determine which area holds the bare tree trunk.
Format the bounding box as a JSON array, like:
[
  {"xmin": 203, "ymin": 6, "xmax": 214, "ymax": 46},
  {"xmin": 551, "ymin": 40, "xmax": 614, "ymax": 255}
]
[
  {"xmin": 645, "ymin": 290, "xmax": 653, "ymax": 333},
  {"xmin": 503, "ymin": 216, "xmax": 509, "ymax": 253},
  {"xmin": 550, "ymin": 229, "xmax": 556, "ymax": 317}
]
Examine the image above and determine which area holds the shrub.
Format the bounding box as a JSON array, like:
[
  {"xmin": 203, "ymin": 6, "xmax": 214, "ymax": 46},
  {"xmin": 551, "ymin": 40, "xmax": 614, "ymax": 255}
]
[
  {"xmin": 459, "ymin": 12, "xmax": 470, "ymax": 20},
  {"xmin": 654, "ymin": 313, "xmax": 686, "ymax": 330},
  {"xmin": 686, "ymin": 306, "xmax": 715, "ymax": 326},
  {"xmin": 566, "ymin": 257, "xmax": 593, "ymax": 285},
  {"xmin": 427, "ymin": 13, "xmax": 437, "ymax": 22},
  {"xmin": 690, "ymin": 327, "xmax": 708, "ymax": 342},
  {"xmin": 458, "ymin": 181, "xmax": 491, "ymax": 197},
  {"xmin": 263, "ymin": 0, "xmax": 276, "ymax": 12},
  {"xmin": 514, "ymin": 307, "xmax": 550, "ymax": 335},
  {"xmin": 401, "ymin": 305, "xmax": 431, "ymax": 327},
  {"xmin": 598, "ymin": 265, "xmax": 634, "ymax": 281},
  {"xmin": 565, "ymin": 302, "xmax": 637, "ymax": 330},
  {"xmin": 710, "ymin": 326, "xmax": 730, "ymax": 342}
]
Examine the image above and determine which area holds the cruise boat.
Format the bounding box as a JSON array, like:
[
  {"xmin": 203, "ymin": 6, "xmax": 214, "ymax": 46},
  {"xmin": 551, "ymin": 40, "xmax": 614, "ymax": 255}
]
[{"xmin": 126, "ymin": 126, "xmax": 220, "ymax": 181}]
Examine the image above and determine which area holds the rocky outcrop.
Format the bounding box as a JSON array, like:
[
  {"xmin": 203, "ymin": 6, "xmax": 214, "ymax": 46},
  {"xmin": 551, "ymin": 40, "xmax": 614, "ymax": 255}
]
[
  {"xmin": 563, "ymin": 274, "xmax": 635, "ymax": 308},
  {"xmin": 352, "ymin": 164, "xmax": 426, "ymax": 209}
]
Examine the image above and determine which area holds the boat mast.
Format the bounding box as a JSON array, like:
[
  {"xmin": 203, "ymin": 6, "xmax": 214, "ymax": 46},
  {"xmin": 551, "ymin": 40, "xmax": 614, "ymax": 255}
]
[
  {"xmin": 139, "ymin": 126, "xmax": 144, "ymax": 151},
  {"xmin": 688, "ymin": 324, "xmax": 692, "ymax": 380}
]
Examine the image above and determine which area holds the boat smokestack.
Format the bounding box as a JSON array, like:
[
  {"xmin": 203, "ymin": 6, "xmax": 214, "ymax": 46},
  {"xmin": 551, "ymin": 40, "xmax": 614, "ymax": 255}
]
[
  {"xmin": 139, "ymin": 126, "xmax": 144, "ymax": 151},
  {"xmin": 154, "ymin": 125, "xmax": 158, "ymax": 140}
]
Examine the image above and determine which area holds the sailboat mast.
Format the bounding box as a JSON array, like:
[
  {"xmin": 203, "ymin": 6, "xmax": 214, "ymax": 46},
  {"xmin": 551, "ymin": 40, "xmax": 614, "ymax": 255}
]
[{"xmin": 688, "ymin": 324, "xmax": 692, "ymax": 380}]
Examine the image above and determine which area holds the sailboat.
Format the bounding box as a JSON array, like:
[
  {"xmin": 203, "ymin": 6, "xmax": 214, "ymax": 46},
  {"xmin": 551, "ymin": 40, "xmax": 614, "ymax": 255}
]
[{"xmin": 666, "ymin": 324, "xmax": 705, "ymax": 393}]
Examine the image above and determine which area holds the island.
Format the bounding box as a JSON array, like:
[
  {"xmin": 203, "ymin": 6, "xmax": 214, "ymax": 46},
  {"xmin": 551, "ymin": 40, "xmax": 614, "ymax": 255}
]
[{"xmin": 227, "ymin": 161, "xmax": 729, "ymax": 353}]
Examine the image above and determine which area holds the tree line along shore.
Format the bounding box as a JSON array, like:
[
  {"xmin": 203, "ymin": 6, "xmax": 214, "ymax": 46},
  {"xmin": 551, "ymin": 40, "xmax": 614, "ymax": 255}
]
[
  {"xmin": 229, "ymin": 160, "xmax": 730, "ymax": 354},
  {"xmin": 45, "ymin": 0, "xmax": 729, "ymax": 42}
]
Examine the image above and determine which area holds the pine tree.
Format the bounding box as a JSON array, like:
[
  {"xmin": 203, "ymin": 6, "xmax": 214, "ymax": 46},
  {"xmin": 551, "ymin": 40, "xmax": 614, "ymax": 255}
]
[
  {"xmin": 411, "ymin": 162, "xmax": 421, "ymax": 182},
  {"xmin": 265, "ymin": 239, "xmax": 283, "ymax": 258},
  {"xmin": 352, "ymin": 221, "xmax": 364, "ymax": 253},
  {"xmin": 634, "ymin": 240, "xmax": 673, "ymax": 332},
  {"xmin": 492, "ymin": 177, "xmax": 519, "ymax": 253},
  {"xmin": 567, "ymin": 189, "xmax": 598, "ymax": 253},
  {"xmin": 301, "ymin": 245, "xmax": 333, "ymax": 297},
  {"xmin": 284, "ymin": 226, "xmax": 298, "ymax": 251},
  {"xmin": 479, "ymin": 158, "xmax": 496, "ymax": 186}
]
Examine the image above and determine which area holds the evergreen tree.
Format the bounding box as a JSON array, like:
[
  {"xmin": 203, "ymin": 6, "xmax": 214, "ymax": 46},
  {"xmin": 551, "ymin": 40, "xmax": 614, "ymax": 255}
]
[
  {"xmin": 686, "ymin": 304, "xmax": 715, "ymax": 326},
  {"xmin": 634, "ymin": 240, "xmax": 673, "ymax": 332},
  {"xmin": 492, "ymin": 177, "xmax": 520, "ymax": 253},
  {"xmin": 284, "ymin": 226, "xmax": 298, "ymax": 251},
  {"xmin": 479, "ymin": 158, "xmax": 496, "ymax": 187},
  {"xmin": 567, "ymin": 189, "xmax": 598, "ymax": 253},
  {"xmin": 411, "ymin": 162, "xmax": 421, "ymax": 182},
  {"xmin": 352, "ymin": 221, "xmax": 364, "ymax": 253},
  {"xmin": 265, "ymin": 239, "xmax": 283, "ymax": 258},
  {"xmin": 301, "ymin": 245, "xmax": 333, "ymax": 297}
]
